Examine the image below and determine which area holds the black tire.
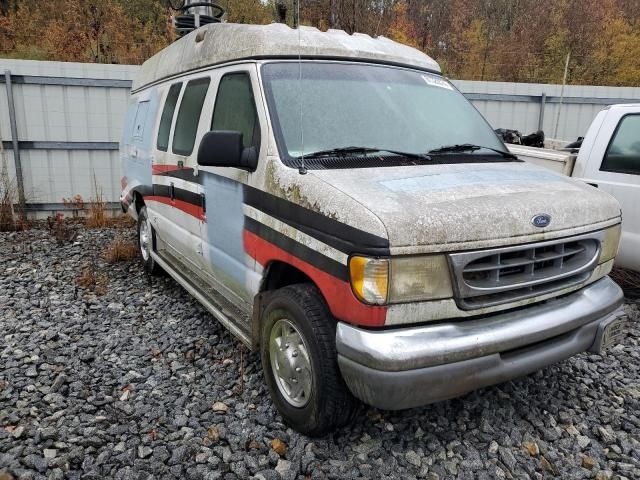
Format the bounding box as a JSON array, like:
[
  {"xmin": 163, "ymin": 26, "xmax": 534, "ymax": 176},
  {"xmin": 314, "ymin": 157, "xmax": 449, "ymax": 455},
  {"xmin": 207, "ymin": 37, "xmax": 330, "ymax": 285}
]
[
  {"xmin": 260, "ymin": 284, "xmax": 358, "ymax": 436},
  {"xmin": 137, "ymin": 206, "xmax": 163, "ymax": 276}
]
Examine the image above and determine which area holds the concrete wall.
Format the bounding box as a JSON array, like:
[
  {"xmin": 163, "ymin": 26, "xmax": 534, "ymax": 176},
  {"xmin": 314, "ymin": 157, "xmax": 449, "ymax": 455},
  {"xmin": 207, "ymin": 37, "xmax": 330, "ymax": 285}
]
[{"xmin": 1, "ymin": 59, "xmax": 639, "ymax": 212}]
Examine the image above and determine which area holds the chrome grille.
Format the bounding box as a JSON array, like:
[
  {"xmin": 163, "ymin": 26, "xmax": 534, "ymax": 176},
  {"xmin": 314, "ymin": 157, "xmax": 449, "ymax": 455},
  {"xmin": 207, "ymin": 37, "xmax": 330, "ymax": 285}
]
[{"xmin": 449, "ymin": 232, "xmax": 604, "ymax": 310}]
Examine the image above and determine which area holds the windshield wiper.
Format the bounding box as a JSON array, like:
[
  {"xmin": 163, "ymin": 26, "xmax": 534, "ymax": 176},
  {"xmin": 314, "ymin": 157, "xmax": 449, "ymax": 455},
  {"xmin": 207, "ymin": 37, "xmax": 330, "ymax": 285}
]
[
  {"xmin": 299, "ymin": 146, "xmax": 431, "ymax": 161},
  {"xmin": 428, "ymin": 143, "xmax": 518, "ymax": 159}
]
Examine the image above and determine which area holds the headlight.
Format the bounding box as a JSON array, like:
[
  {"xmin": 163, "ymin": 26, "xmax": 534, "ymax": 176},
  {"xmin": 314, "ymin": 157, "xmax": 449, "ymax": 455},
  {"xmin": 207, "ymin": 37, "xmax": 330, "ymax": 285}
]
[
  {"xmin": 599, "ymin": 224, "xmax": 622, "ymax": 263},
  {"xmin": 389, "ymin": 255, "xmax": 453, "ymax": 303},
  {"xmin": 349, "ymin": 255, "xmax": 454, "ymax": 305}
]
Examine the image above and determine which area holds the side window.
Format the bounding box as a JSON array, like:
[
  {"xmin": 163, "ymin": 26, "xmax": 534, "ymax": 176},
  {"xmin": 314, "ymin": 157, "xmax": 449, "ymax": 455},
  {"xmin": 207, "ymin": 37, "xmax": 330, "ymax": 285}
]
[
  {"xmin": 212, "ymin": 73, "xmax": 260, "ymax": 150},
  {"xmin": 157, "ymin": 83, "xmax": 182, "ymax": 151},
  {"xmin": 601, "ymin": 114, "xmax": 640, "ymax": 176},
  {"xmin": 173, "ymin": 77, "xmax": 211, "ymax": 156}
]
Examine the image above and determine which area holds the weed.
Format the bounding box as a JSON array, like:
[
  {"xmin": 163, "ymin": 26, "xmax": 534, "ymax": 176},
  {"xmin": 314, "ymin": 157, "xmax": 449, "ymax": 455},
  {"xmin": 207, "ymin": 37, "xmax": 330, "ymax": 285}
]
[
  {"xmin": 62, "ymin": 194, "xmax": 85, "ymax": 219},
  {"xmin": 0, "ymin": 159, "xmax": 24, "ymax": 232},
  {"xmin": 76, "ymin": 263, "xmax": 108, "ymax": 295},
  {"xmin": 108, "ymin": 214, "xmax": 136, "ymax": 229},
  {"xmin": 86, "ymin": 176, "xmax": 108, "ymax": 228},
  {"xmin": 47, "ymin": 212, "xmax": 77, "ymax": 245},
  {"xmin": 102, "ymin": 236, "xmax": 138, "ymax": 263}
]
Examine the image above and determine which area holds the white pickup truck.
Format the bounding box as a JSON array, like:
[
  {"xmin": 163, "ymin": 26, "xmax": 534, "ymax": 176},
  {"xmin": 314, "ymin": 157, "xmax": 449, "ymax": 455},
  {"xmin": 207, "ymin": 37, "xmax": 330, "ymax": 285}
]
[{"xmin": 509, "ymin": 104, "xmax": 640, "ymax": 272}]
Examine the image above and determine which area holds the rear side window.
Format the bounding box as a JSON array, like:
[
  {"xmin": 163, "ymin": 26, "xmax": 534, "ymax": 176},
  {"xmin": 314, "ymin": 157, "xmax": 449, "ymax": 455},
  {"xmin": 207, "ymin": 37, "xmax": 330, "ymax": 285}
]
[
  {"xmin": 601, "ymin": 114, "xmax": 640, "ymax": 176},
  {"xmin": 157, "ymin": 83, "xmax": 182, "ymax": 151},
  {"xmin": 173, "ymin": 77, "xmax": 211, "ymax": 156},
  {"xmin": 212, "ymin": 73, "xmax": 260, "ymax": 149}
]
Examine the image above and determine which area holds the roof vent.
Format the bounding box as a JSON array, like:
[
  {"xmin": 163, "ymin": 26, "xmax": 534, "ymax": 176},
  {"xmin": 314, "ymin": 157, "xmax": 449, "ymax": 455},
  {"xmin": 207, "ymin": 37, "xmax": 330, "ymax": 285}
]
[{"xmin": 171, "ymin": 1, "xmax": 225, "ymax": 37}]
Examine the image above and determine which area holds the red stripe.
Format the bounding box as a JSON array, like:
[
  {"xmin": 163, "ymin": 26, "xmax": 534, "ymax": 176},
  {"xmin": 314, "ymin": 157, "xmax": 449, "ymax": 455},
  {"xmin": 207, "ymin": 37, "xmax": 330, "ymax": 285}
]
[
  {"xmin": 152, "ymin": 164, "xmax": 183, "ymax": 175},
  {"xmin": 144, "ymin": 196, "xmax": 206, "ymax": 221},
  {"xmin": 244, "ymin": 229, "xmax": 387, "ymax": 327}
]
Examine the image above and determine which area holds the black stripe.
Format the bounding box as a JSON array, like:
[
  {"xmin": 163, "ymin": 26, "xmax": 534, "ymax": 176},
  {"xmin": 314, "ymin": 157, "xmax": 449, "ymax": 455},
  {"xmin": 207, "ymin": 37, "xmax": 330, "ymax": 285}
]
[
  {"xmin": 152, "ymin": 184, "xmax": 203, "ymax": 207},
  {"xmin": 150, "ymin": 169, "xmax": 391, "ymax": 256},
  {"xmin": 154, "ymin": 168, "xmax": 205, "ymax": 185},
  {"xmin": 245, "ymin": 216, "xmax": 349, "ymax": 282},
  {"xmin": 243, "ymin": 185, "xmax": 390, "ymax": 256}
]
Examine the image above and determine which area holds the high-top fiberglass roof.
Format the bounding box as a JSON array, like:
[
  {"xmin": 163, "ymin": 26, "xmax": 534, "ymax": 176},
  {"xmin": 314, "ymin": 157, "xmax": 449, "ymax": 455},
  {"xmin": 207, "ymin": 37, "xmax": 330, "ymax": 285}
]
[{"xmin": 133, "ymin": 22, "xmax": 441, "ymax": 91}]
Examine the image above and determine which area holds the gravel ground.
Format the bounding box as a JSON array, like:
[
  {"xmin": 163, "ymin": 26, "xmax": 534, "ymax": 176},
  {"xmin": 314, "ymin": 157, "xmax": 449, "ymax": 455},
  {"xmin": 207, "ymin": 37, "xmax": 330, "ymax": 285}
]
[{"xmin": 1, "ymin": 227, "xmax": 639, "ymax": 480}]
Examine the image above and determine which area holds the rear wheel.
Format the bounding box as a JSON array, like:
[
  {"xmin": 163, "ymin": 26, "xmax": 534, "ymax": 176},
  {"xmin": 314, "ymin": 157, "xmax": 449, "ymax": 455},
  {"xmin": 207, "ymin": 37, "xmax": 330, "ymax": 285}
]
[
  {"xmin": 137, "ymin": 206, "xmax": 162, "ymax": 276},
  {"xmin": 260, "ymin": 284, "xmax": 358, "ymax": 436}
]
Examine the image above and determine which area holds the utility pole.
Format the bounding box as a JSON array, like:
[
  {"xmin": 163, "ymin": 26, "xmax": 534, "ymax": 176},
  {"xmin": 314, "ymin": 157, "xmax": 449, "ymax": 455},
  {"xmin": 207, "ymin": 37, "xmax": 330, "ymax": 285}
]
[{"xmin": 553, "ymin": 51, "xmax": 570, "ymax": 141}]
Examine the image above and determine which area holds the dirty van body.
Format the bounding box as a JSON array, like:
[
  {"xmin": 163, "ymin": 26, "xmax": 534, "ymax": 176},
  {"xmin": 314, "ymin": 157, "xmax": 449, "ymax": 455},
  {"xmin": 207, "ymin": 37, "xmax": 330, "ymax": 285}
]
[{"xmin": 120, "ymin": 23, "xmax": 626, "ymax": 435}]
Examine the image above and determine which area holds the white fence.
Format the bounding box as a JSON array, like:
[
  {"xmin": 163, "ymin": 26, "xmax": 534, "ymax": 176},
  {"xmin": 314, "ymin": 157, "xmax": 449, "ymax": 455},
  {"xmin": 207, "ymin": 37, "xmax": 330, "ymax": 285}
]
[
  {"xmin": 0, "ymin": 60, "xmax": 138, "ymax": 213},
  {"xmin": 453, "ymin": 80, "xmax": 640, "ymax": 142},
  {"xmin": 1, "ymin": 59, "xmax": 639, "ymax": 213}
]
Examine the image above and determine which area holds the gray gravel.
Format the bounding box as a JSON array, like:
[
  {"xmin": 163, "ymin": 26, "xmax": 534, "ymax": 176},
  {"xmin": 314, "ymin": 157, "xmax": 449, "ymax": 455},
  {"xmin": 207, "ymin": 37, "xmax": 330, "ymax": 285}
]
[{"xmin": 1, "ymin": 227, "xmax": 639, "ymax": 480}]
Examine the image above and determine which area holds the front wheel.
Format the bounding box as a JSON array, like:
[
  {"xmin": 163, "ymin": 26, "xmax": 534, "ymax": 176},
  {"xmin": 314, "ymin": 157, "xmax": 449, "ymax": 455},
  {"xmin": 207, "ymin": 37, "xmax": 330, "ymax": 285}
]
[
  {"xmin": 260, "ymin": 284, "xmax": 358, "ymax": 436},
  {"xmin": 137, "ymin": 206, "xmax": 163, "ymax": 276}
]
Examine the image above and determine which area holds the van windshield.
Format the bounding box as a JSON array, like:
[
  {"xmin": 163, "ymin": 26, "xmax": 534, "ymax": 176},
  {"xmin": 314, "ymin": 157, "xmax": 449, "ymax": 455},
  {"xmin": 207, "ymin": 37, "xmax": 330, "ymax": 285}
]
[{"xmin": 261, "ymin": 61, "xmax": 507, "ymax": 168}]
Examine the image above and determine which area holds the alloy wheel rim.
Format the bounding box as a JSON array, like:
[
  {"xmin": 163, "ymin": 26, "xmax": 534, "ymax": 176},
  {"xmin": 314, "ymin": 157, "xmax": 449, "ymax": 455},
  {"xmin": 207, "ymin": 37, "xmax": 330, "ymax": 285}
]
[
  {"xmin": 269, "ymin": 318, "xmax": 312, "ymax": 408},
  {"xmin": 139, "ymin": 219, "xmax": 150, "ymax": 261}
]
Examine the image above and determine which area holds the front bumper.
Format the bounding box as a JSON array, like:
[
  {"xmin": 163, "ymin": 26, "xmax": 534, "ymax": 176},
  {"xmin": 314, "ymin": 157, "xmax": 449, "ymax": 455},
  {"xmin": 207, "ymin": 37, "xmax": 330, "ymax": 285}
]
[{"xmin": 336, "ymin": 277, "xmax": 625, "ymax": 410}]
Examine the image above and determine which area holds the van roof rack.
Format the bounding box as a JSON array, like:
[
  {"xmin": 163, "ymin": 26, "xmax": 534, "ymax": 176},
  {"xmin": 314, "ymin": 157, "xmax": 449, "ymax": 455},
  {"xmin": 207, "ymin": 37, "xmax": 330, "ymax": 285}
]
[{"xmin": 171, "ymin": 1, "xmax": 225, "ymax": 37}]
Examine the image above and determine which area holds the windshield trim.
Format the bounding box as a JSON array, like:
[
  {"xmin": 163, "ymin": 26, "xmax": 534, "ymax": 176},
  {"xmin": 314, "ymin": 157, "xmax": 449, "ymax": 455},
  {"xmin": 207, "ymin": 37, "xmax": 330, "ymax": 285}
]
[{"xmin": 260, "ymin": 60, "xmax": 510, "ymax": 170}]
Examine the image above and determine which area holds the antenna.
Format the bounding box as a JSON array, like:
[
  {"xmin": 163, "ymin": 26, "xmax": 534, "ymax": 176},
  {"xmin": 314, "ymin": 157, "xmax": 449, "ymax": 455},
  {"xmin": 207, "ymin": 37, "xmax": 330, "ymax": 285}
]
[{"xmin": 296, "ymin": 0, "xmax": 307, "ymax": 175}]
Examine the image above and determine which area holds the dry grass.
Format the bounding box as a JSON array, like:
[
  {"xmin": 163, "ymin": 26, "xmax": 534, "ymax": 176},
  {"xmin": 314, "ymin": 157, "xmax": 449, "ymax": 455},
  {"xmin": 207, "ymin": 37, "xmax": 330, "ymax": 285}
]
[
  {"xmin": 86, "ymin": 181, "xmax": 108, "ymax": 228},
  {"xmin": 62, "ymin": 194, "xmax": 85, "ymax": 219},
  {"xmin": 47, "ymin": 212, "xmax": 78, "ymax": 245},
  {"xmin": 611, "ymin": 267, "xmax": 640, "ymax": 299},
  {"xmin": 108, "ymin": 214, "xmax": 136, "ymax": 228},
  {"xmin": 0, "ymin": 184, "xmax": 15, "ymax": 232},
  {"xmin": 76, "ymin": 263, "xmax": 108, "ymax": 295},
  {"xmin": 0, "ymin": 144, "xmax": 15, "ymax": 232},
  {"xmin": 102, "ymin": 236, "xmax": 138, "ymax": 263}
]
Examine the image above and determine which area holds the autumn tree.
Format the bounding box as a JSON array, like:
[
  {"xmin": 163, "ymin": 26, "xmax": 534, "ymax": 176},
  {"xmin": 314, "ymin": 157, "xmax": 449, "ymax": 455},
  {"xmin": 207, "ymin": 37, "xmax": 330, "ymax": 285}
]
[{"xmin": 0, "ymin": 0, "xmax": 638, "ymax": 86}]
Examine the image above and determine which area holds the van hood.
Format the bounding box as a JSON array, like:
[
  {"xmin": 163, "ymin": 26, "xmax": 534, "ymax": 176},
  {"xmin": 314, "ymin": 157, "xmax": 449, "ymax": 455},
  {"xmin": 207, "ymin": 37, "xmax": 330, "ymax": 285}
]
[{"xmin": 310, "ymin": 162, "xmax": 621, "ymax": 250}]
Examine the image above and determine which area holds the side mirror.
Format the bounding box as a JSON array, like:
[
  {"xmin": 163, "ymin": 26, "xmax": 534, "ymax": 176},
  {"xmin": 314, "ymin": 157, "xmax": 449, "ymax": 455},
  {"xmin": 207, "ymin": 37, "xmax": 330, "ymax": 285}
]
[{"xmin": 197, "ymin": 130, "xmax": 258, "ymax": 171}]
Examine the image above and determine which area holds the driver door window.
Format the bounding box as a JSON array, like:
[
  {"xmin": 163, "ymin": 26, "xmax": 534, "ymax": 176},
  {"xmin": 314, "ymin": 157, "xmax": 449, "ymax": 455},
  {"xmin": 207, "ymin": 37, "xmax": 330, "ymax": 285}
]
[
  {"xmin": 601, "ymin": 114, "xmax": 640, "ymax": 176},
  {"xmin": 211, "ymin": 73, "xmax": 260, "ymax": 151}
]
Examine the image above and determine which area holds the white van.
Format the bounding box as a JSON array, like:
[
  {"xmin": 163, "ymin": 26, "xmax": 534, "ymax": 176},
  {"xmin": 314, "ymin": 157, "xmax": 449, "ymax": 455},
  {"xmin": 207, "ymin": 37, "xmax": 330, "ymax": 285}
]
[{"xmin": 120, "ymin": 23, "xmax": 626, "ymax": 435}]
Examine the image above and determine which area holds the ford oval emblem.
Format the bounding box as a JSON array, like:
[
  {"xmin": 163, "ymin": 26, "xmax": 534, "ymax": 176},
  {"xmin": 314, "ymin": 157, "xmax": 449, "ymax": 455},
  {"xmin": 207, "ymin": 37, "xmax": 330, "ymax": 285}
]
[{"xmin": 532, "ymin": 214, "xmax": 551, "ymax": 228}]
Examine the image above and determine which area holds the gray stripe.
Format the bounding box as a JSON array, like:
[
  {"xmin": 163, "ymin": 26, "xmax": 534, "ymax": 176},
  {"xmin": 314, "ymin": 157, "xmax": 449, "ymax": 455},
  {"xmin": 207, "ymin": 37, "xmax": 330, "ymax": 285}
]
[
  {"xmin": 1, "ymin": 141, "xmax": 119, "ymax": 151},
  {"xmin": 464, "ymin": 92, "xmax": 639, "ymax": 105},
  {"xmin": 0, "ymin": 75, "xmax": 132, "ymax": 89},
  {"xmin": 22, "ymin": 202, "xmax": 121, "ymax": 212}
]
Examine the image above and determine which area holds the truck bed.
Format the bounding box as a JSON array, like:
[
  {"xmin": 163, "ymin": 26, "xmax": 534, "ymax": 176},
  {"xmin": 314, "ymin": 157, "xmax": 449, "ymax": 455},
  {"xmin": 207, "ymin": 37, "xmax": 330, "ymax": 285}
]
[{"xmin": 507, "ymin": 144, "xmax": 576, "ymax": 176}]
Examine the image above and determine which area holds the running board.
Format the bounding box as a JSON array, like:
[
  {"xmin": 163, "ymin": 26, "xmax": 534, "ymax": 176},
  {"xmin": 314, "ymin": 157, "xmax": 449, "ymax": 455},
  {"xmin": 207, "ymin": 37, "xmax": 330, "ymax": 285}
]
[{"xmin": 151, "ymin": 251, "xmax": 253, "ymax": 347}]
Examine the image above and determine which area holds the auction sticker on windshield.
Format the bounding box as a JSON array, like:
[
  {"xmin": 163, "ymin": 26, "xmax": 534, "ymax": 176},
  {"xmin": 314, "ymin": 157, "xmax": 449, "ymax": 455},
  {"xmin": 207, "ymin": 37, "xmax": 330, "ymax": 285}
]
[{"xmin": 422, "ymin": 74, "xmax": 454, "ymax": 90}]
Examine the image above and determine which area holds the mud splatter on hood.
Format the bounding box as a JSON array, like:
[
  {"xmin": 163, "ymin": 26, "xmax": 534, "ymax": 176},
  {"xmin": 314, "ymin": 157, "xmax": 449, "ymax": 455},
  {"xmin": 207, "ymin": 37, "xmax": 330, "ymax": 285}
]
[{"xmin": 311, "ymin": 161, "xmax": 621, "ymax": 249}]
